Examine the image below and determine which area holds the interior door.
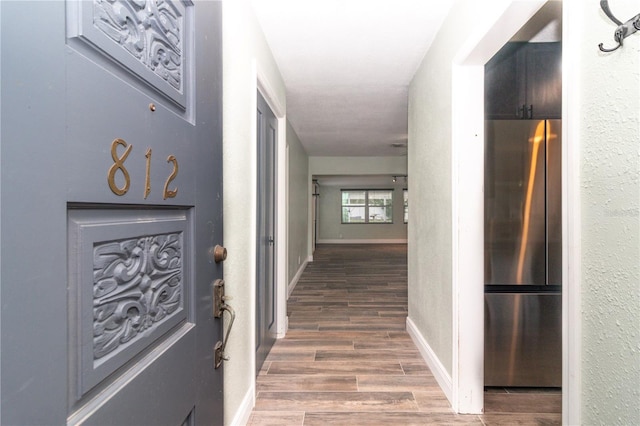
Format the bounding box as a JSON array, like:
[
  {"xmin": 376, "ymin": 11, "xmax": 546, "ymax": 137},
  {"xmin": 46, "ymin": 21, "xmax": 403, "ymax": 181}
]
[
  {"xmin": 256, "ymin": 91, "xmax": 277, "ymax": 374},
  {"xmin": 0, "ymin": 1, "xmax": 224, "ymax": 424},
  {"xmin": 312, "ymin": 180, "xmax": 319, "ymax": 251}
]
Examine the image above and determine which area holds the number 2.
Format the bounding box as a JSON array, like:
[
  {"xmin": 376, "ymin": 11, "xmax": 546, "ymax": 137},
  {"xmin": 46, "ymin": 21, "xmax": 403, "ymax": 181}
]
[{"xmin": 163, "ymin": 155, "xmax": 179, "ymax": 199}]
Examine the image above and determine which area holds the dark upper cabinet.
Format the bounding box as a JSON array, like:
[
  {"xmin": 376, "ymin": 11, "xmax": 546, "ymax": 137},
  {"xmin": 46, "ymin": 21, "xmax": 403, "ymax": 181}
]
[
  {"xmin": 485, "ymin": 43, "xmax": 522, "ymax": 120},
  {"xmin": 485, "ymin": 42, "xmax": 562, "ymax": 120}
]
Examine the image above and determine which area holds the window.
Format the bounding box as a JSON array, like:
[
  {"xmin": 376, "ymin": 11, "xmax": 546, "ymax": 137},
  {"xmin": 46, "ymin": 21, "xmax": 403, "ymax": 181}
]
[
  {"xmin": 341, "ymin": 190, "xmax": 393, "ymax": 223},
  {"xmin": 403, "ymin": 189, "xmax": 408, "ymax": 223}
]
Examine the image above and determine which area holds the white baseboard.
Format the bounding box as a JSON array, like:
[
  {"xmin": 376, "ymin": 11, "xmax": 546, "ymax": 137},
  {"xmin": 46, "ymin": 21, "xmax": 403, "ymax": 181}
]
[
  {"xmin": 307, "ymin": 255, "xmax": 313, "ymax": 262},
  {"xmin": 406, "ymin": 317, "xmax": 453, "ymax": 405},
  {"xmin": 228, "ymin": 384, "xmax": 255, "ymax": 426},
  {"xmin": 317, "ymin": 239, "xmax": 408, "ymax": 244},
  {"xmin": 276, "ymin": 315, "xmax": 289, "ymax": 339},
  {"xmin": 288, "ymin": 259, "xmax": 308, "ymax": 299}
]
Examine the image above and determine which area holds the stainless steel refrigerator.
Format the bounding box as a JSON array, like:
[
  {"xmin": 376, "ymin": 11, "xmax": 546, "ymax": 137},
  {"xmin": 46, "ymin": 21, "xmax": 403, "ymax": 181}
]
[{"xmin": 484, "ymin": 119, "xmax": 562, "ymax": 387}]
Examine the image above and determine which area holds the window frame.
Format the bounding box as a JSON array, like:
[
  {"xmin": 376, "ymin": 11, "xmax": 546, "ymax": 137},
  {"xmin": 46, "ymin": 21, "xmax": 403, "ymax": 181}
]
[
  {"xmin": 403, "ymin": 188, "xmax": 408, "ymax": 224},
  {"xmin": 341, "ymin": 189, "xmax": 394, "ymax": 224}
]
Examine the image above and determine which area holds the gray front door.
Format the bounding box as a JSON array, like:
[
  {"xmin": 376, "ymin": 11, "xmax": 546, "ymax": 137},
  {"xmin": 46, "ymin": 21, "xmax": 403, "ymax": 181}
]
[
  {"xmin": 1, "ymin": 1, "xmax": 224, "ymax": 424},
  {"xmin": 256, "ymin": 91, "xmax": 277, "ymax": 374}
]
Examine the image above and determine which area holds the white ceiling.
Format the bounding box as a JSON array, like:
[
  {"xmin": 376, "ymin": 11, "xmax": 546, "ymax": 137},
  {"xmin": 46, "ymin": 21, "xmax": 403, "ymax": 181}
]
[{"xmin": 251, "ymin": 0, "xmax": 455, "ymax": 157}]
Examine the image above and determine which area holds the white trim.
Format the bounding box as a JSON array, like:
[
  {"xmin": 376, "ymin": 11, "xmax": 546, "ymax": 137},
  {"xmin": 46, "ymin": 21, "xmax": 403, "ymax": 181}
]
[
  {"xmin": 276, "ymin": 117, "xmax": 287, "ymax": 337},
  {"xmin": 407, "ymin": 317, "xmax": 453, "ymax": 403},
  {"xmin": 562, "ymin": 2, "xmax": 582, "ymax": 423},
  {"xmin": 228, "ymin": 384, "xmax": 255, "ymax": 426},
  {"xmin": 257, "ymin": 68, "xmax": 284, "ymax": 117},
  {"xmin": 287, "ymin": 259, "xmax": 308, "ymax": 299},
  {"xmin": 283, "ymin": 315, "xmax": 289, "ymax": 337},
  {"xmin": 283, "ymin": 140, "xmax": 290, "ymax": 325},
  {"xmin": 307, "ymin": 255, "xmax": 313, "ymax": 263},
  {"xmin": 249, "ymin": 61, "xmax": 259, "ymax": 383},
  {"xmin": 317, "ymin": 239, "xmax": 408, "ymax": 245},
  {"xmin": 451, "ymin": 63, "xmax": 485, "ymax": 414}
]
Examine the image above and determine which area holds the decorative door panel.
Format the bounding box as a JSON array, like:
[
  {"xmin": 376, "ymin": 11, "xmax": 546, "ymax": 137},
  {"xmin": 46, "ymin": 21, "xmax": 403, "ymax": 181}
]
[
  {"xmin": 66, "ymin": 0, "xmax": 192, "ymax": 109},
  {"xmin": 68, "ymin": 209, "xmax": 192, "ymax": 399}
]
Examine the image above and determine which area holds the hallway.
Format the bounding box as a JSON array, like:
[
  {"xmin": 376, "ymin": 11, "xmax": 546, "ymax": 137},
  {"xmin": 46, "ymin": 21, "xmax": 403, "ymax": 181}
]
[{"xmin": 247, "ymin": 245, "xmax": 561, "ymax": 425}]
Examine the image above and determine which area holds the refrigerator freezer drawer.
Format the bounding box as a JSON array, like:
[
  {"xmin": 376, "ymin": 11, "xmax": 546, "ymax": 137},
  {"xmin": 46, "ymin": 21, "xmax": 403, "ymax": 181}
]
[{"xmin": 485, "ymin": 292, "xmax": 561, "ymax": 387}]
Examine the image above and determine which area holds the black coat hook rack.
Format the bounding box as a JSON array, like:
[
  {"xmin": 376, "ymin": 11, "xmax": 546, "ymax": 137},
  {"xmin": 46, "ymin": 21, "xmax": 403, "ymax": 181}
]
[{"xmin": 598, "ymin": 0, "xmax": 640, "ymax": 52}]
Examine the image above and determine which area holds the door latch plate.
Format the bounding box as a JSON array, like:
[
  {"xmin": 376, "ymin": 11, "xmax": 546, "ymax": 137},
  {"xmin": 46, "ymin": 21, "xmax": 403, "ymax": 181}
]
[{"xmin": 213, "ymin": 279, "xmax": 225, "ymax": 318}]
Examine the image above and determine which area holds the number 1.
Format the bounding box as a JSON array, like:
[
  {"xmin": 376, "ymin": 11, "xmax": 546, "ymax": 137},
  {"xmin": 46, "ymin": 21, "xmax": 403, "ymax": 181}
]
[{"xmin": 144, "ymin": 148, "xmax": 152, "ymax": 199}]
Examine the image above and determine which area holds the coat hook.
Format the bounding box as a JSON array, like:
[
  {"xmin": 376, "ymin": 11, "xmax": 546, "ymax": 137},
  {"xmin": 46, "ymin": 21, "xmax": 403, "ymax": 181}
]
[
  {"xmin": 598, "ymin": 28, "xmax": 624, "ymax": 52},
  {"xmin": 598, "ymin": 0, "xmax": 640, "ymax": 53},
  {"xmin": 600, "ymin": 0, "xmax": 622, "ymax": 25}
]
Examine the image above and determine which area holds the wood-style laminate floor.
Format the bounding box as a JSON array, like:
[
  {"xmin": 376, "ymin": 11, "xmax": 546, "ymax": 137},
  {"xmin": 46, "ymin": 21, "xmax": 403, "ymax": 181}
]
[{"xmin": 248, "ymin": 244, "xmax": 561, "ymax": 425}]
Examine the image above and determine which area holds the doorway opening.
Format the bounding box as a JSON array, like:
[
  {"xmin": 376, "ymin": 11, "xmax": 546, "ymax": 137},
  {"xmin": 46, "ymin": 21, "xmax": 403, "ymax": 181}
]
[
  {"xmin": 451, "ymin": 0, "xmax": 563, "ymax": 417},
  {"xmin": 483, "ymin": 2, "xmax": 563, "ymax": 414}
]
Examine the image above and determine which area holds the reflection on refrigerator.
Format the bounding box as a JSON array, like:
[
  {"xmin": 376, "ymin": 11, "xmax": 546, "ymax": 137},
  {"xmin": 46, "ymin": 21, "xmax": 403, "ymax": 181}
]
[{"xmin": 484, "ymin": 119, "xmax": 562, "ymax": 387}]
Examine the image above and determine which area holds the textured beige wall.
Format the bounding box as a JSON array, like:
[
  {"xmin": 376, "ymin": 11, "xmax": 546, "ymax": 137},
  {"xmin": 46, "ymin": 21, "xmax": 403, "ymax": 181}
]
[
  {"xmin": 222, "ymin": 1, "xmax": 286, "ymax": 423},
  {"xmin": 570, "ymin": 1, "xmax": 640, "ymax": 423},
  {"xmin": 287, "ymin": 121, "xmax": 309, "ymax": 282},
  {"xmin": 408, "ymin": 0, "xmax": 490, "ymax": 377}
]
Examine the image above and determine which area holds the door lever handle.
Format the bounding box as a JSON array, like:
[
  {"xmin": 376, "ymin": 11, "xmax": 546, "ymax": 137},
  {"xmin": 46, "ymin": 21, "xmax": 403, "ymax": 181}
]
[
  {"xmin": 214, "ymin": 304, "xmax": 235, "ymax": 369},
  {"xmin": 213, "ymin": 279, "xmax": 236, "ymax": 369}
]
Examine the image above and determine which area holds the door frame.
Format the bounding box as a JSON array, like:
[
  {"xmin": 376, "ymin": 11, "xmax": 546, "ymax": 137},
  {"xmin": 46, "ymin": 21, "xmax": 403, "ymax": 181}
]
[
  {"xmin": 450, "ymin": 1, "xmax": 579, "ymax": 422},
  {"xmin": 255, "ymin": 64, "xmax": 288, "ymax": 341},
  {"xmin": 450, "ymin": 0, "xmax": 544, "ymax": 414}
]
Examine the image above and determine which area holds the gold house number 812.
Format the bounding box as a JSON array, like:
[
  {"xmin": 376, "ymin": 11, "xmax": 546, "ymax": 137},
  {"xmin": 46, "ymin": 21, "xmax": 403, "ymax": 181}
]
[{"xmin": 107, "ymin": 138, "xmax": 178, "ymax": 200}]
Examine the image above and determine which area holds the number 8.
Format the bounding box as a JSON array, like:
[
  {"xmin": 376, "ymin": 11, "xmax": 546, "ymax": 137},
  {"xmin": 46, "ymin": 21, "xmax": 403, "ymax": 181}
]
[{"xmin": 107, "ymin": 138, "xmax": 132, "ymax": 196}]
